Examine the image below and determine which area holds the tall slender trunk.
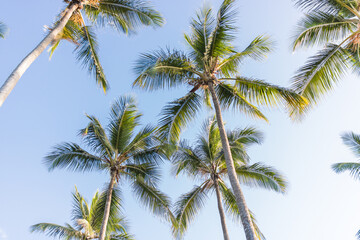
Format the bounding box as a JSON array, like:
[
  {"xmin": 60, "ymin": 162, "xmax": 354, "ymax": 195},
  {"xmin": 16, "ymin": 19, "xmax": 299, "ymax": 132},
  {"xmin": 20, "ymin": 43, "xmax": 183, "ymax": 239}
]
[
  {"xmin": 207, "ymin": 81, "xmax": 257, "ymax": 240},
  {"xmin": 214, "ymin": 178, "xmax": 230, "ymax": 240},
  {"xmin": 98, "ymin": 172, "xmax": 117, "ymax": 240},
  {"xmin": 0, "ymin": 2, "xmax": 80, "ymax": 107}
]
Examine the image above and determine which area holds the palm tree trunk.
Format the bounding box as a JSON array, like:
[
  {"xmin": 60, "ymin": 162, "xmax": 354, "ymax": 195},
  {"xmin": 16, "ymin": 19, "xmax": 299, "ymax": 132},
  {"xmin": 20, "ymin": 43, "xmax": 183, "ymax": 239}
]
[
  {"xmin": 98, "ymin": 172, "xmax": 117, "ymax": 240},
  {"xmin": 214, "ymin": 178, "xmax": 230, "ymax": 240},
  {"xmin": 207, "ymin": 81, "xmax": 257, "ymax": 240},
  {"xmin": 0, "ymin": 2, "xmax": 80, "ymax": 107}
]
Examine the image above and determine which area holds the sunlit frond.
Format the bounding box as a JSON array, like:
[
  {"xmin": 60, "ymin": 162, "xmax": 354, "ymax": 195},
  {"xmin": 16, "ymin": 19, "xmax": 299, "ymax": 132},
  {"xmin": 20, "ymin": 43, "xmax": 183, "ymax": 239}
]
[
  {"xmin": 291, "ymin": 43, "xmax": 351, "ymax": 106},
  {"xmin": 215, "ymin": 83, "xmax": 267, "ymax": 121},
  {"xmin": 236, "ymin": 163, "xmax": 287, "ymax": 193},
  {"xmin": 293, "ymin": 11, "xmax": 355, "ymax": 50},
  {"xmin": 0, "ymin": 22, "xmax": 7, "ymax": 39},
  {"xmin": 30, "ymin": 223, "xmax": 84, "ymax": 239}
]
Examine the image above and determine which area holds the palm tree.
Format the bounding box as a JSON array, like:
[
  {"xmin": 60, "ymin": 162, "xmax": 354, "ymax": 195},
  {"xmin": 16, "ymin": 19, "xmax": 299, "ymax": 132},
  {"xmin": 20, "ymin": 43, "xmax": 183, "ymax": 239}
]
[
  {"xmin": 31, "ymin": 187, "xmax": 134, "ymax": 240},
  {"xmin": 0, "ymin": 0, "xmax": 164, "ymax": 107},
  {"xmin": 291, "ymin": 0, "xmax": 360, "ymax": 112},
  {"xmin": 172, "ymin": 119, "xmax": 287, "ymax": 240},
  {"xmin": 0, "ymin": 22, "xmax": 7, "ymax": 39},
  {"xmin": 44, "ymin": 96, "xmax": 173, "ymax": 240},
  {"xmin": 133, "ymin": 0, "xmax": 306, "ymax": 239},
  {"xmin": 332, "ymin": 131, "xmax": 360, "ymax": 239}
]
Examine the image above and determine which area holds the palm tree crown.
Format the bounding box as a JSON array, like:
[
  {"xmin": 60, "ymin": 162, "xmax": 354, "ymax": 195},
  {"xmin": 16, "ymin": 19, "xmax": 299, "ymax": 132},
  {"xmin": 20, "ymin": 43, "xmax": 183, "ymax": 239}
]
[
  {"xmin": 31, "ymin": 187, "xmax": 134, "ymax": 240},
  {"xmin": 44, "ymin": 96, "xmax": 173, "ymax": 240},
  {"xmin": 49, "ymin": 0, "xmax": 164, "ymax": 91},
  {"xmin": 172, "ymin": 119, "xmax": 287, "ymax": 239},
  {"xmin": 133, "ymin": 0, "xmax": 307, "ymax": 142},
  {"xmin": 292, "ymin": 0, "xmax": 360, "ymax": 109}
]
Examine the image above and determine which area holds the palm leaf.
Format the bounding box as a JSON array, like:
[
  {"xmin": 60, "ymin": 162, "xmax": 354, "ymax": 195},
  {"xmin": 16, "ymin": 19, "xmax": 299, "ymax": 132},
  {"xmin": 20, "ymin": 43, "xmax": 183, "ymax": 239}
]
[
  {"xmin": 158, "ymin": 92, "xmax": 201, "ymax": 142},
  {"xmin": 172, "ymin": 181, "xmax": 211, "ymax": 238},
  {"xmin": 107, "ymin": 96, "xmax": 141, "ymax": 153},
  {"xmin": 341, "ymin": 131, "xmax": 360, "ymax": 158},
  {"xmin": 215, "ymin": 83, "xmax": 267, "ymax": 121},
  {"xmin": 133, "ymin": 48, "xmax": 196, "ymax": 90},
  {"xmin": 75, "ymin": 24, "xmax": 108, "ymax": 92},
  {"xmin": 30, "ymin": 223, "xmax": 84, "ymax": 239},
  {"xmin": 231, "ymin": 77, "xmax": 308, "ymax": 110},
  {"xmin": 85, "ymin": 0, "xmax": 163, "ymax": 34},
  {"xmin": 291, "ymin": 43, "xmax": 351, "ymax": 106},
  {"xmin": 235, "ymin": 163, "xmax": 287, "ymax": 193},
  {"xmin": 293, "ymin": 11, "xmax": 356, "ymax": 50},
  {"xmin": 219, "ymin": 35, "xmax": 273, "ymax": 77},
  {"xmin": 332, "ymin": 162, "xmax": 360, "ymax": 180},
  {"xmin": 0, "ymin": 22, "xmax": 7, "ymax": 39},
  {"xmin": 44, "ymin": 142, "xmax": 104, "ymax": 172}
]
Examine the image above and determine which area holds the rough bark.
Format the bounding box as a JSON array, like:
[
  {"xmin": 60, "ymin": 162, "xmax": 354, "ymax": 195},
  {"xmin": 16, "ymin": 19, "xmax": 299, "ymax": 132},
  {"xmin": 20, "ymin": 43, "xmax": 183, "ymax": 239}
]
[
  {"xmin": 0, "ymin": 2, "xmax": 79, "ymax": 107},
  {"xmin": 214, "ymin": 178, "xmax": 230, "ymax": 240},
  {"xmin": 98, "ymin": 172, "xmax": 117, "ymax": 240},
  {"xmin": 207, "ymin": 81, "xmax": 257, "ymax": 240}
]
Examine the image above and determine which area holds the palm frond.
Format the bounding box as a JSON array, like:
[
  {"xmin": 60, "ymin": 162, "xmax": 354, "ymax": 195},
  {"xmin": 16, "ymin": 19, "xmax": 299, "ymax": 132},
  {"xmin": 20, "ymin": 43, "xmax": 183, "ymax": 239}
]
[
  {"xmin": 219, "ymin": 35, "xmax": 273, "ymax": 77},
  {"xmin": 215, "ymin": 83, "xmax": 267, "ymax": 121},
  {"xmin": 293, "ymin": 11, "xmax": 355, "ymax": 50},
  {"xmin": 293, "ymin": 0, "xmax": 353, "ymax": 15},
  {"xmin": 85, "ymin": 0, "xmax": 164, "ymax": 34},
  {"xmin": 44, "ymin": 142, "xmax": 104, "ymax": 172},
  {"xmin": 184, "ymin": 5, "xmax": 215, "ymax": 67},
  {"xmin": 231, "ymin": 77, "xmax": 308, "ymax": 110},
  {"xmin": 158, "ymin": 93, "xmax": 201, "ymax": 142},
  {"xmin": 341, "ymin": 132, "xmax": 360, "ymax": 158},
  {"xmin": 332, "ymin": 162, "xmax": 360, "ymax": 180},
  {"xmin": 205, "ymin": 0, "xmax": 237, "ymax": 58},
  {"xmin": 107, "ymin": 96, "xmax": 141, "ymax": 153},
  {"xmin": 80, "ymin": 114, "xmax": 114, "ymax": 157},
  {"xmin": 124, "ymin": 163, "xmax": 161, "ymax": 185},
  {"xmin": 172, "ymin": 181, "xmax": 210, "ymax": 238},
  {"xmin": 75, "ymin": 24, "xmax": 108, "ymax": 92},
  {"xmin": 235, "ymin": 163, "xmax": 287, "ymax": 193},
  {"xmin": 0, "ymin": 22, "xmax": 7, "ymax": 39},
  {"xmin": 133, "ymin": 48, "xmax": 196, "ymax": 90},
  {"xmin": 291, "ymin": 43, "xmax": 350, "ymax": 106},
  {"xmin": 30, "ymin": 223, "xmax": 84, "ymax": 239},
  {"xmin": 131, "ymin": 177, "xmax": 174, "ymax": 222}
]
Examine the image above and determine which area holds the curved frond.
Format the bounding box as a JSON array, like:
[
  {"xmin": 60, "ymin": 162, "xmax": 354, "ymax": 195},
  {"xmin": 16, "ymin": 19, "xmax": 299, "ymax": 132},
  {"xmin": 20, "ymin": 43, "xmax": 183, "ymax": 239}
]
[
  {"xmin": 131, "ymin": 177, "xmax": 174, "ymax": 222},
  {"xmin": 133, "ymin": 48, "xmax": 196, "ymax": 90},
  {"xmin": 235, "ymin": 163, "xmax": 287, "ymax": 193},
  {"xmin": 293, "ymin": 11, "xmax": 355, "ymax": 50},
  {"xmin": 341, "ymin": 132, "xmax": 360, "ymax": 158},
  {"xmin": 291, "ymin": 43, "xmax": 350, "ymax": 106},
  {"xmin": 44, "ymin": 142, "xmax": 104, "ymax": 172},
  {"xmin": 84, "ymin": 0, "xmax": 164, "ymax": 34},
  {"xmin": 158, "ymin": 92, "xmax": 201, "ymax": 142},
  {"xmin": 30, "ymin": 223, "xmax": 84, "ymax": 239},
  {"xmin": 172, "ymin": 181, "xmax": 211, "ymax": 238},
  {"xmin": 332, "ymin": 162, "xmax": 360, "ymax": 180},
  {"xmin": 215, "ymin": 83, "xmax": 267, "ymax": 121},
  {"xmin": 231, "ymin": 77, "xmax": 308, "ymax": 110},
  {"xmin": 294, "ymin": 0, "xmax": 353, "ymax": 15},
  {"xmin": 219, "ymin": 35, "xmax": 273, "ymax": 77},
  {"xmin": 75, "ymin": 24, "xmax": 108, "ymax": 92}
]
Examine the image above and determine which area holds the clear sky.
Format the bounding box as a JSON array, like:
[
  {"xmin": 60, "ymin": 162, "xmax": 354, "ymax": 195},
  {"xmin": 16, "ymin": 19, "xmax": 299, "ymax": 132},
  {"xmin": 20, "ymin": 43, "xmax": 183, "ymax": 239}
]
[{"xmin": 1, "ymin": 0, "xmax": 360, "ymax": 240}]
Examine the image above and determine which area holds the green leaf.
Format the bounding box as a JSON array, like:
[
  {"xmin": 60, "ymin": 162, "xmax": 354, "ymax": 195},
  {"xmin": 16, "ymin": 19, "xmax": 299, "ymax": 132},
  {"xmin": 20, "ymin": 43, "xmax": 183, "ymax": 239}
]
[
  {"xmin": 158, "ymin": 92, "xmax": 201, "ymax": 142},
  {"xmin": 215, "ymin": 83, "xmax": 267, "ymax": 121}
]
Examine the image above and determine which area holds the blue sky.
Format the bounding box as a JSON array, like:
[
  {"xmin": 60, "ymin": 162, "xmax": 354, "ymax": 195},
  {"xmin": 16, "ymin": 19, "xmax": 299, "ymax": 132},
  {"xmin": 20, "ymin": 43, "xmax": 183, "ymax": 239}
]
[{"xmin": 1, "ymin": 0, "xmax": 360, "ymax": 239}]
